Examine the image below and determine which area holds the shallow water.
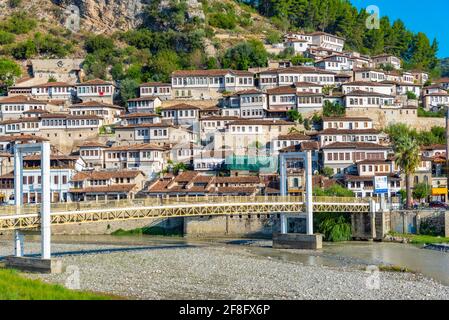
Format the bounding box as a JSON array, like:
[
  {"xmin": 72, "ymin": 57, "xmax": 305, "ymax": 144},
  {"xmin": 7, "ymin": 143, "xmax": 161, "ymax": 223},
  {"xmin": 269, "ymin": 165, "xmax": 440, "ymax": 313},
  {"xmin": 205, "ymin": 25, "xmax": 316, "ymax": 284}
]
[{"xmin": 3, "ymin": 234, "xmax": 449, "ymax": 285}]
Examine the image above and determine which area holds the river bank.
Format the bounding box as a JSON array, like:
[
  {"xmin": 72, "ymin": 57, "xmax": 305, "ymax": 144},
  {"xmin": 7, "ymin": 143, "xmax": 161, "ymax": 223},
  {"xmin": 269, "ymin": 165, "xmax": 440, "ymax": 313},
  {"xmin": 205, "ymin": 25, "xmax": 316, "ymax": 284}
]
[{"xmin": 0, "ymin": 236, "xmax": 448, "ymax": 300}]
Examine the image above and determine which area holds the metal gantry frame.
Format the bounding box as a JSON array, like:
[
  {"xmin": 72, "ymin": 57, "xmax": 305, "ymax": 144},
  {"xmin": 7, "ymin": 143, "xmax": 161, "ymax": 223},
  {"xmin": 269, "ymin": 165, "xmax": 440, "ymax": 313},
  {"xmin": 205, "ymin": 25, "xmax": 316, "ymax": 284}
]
[
  {"xmin": 14, "ymin": 142, "xmax": 51, "ymax": 260},
  {"xmin": 279, "ymin": 150, "xmax": 313, "ymax": 235}
]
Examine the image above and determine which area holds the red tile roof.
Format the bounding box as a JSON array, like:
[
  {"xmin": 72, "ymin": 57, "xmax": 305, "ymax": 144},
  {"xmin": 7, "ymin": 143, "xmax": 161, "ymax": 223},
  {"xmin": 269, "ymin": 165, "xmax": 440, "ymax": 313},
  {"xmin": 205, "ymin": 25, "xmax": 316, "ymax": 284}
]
[{"xmin": 0, "ymin": 95, "xmax": 45, "ymax": 104}]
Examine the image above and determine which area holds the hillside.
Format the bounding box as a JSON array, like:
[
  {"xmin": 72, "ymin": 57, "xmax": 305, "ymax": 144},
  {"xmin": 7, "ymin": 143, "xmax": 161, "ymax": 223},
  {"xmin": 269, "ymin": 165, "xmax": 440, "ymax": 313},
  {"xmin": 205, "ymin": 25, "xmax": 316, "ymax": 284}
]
[{"xmin": 0, "ymin": 0, "xmax": 443, "ymax": 99}]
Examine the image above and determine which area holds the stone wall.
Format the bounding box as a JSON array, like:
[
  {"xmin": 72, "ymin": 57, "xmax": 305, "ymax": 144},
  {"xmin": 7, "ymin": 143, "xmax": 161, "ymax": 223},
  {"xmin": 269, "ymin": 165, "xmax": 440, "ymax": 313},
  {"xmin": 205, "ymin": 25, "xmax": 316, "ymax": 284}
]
[
  {"xmin": 184, "ymin": 215, "xmax": 274, "ymax": 238},
  {"xmin": 49, "ymin": 217, "xmax": 183, "ymax": 235},
  {"xmin": 388, "ymin": 210, "xmax": 449, "ymax": 237},
  {"xmin": 346, "ymin": 109, "xmax": 445, "ymax": 131}
]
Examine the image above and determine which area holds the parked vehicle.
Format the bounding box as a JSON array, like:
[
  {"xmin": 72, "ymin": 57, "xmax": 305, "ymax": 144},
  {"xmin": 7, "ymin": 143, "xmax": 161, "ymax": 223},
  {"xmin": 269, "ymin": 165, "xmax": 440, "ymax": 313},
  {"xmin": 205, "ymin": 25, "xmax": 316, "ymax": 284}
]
[{"xmin": 429, "ymin": 201, "xmax": 448, "ymax": 209}]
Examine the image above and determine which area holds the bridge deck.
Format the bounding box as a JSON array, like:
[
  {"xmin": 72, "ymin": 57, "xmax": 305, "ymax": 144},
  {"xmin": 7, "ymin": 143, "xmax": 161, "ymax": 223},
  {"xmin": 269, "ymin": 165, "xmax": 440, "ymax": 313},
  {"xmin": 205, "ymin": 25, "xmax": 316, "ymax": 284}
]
[{"xmin": 0, "ymin": 196, "xmax": 372, "ymax": 231}]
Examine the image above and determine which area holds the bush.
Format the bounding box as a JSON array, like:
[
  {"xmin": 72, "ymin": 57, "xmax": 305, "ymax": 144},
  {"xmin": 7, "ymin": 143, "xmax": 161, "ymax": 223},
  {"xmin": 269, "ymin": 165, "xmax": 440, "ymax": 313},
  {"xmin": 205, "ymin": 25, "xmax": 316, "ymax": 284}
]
[
  {"xmin": 323, "ymin": 100, "xmax": 345, "ymax": 117},
  {"xmin": 84, "ymin": 35, "xmax": 115, "ymax": 53},
  {"xmin": 314, "ymin": 213, "xmax": 352, "ymax": 242},
  {"xmin": 0, "ymin": 31, "xmax": 15, "ymax": 45},
  {"xmin": 0, "ymin": 12, "xmax": 36, "ymax": 34},
  {"xmin": 406, "ymin": 91, "xmax": 417, "ymax": 100},
  {"xmin": 417, "ymin": 107, "xmax": 444, "ymax": 118},
  {"xmin": 266, "ymin": 31, "xmax": 282, "ymax": 45},
  {"xmin": 222, "ymin": 40, "xmax": 268, "ymax": 70},
  {"xmin": 319, "ymin": 216, "xmax": 352, "ymax": 242},
  {"xmin": 0, "ymin": 58, "xmax": 21, "ymax": 92},
  {"xmin": 321, "ymin": 167, "xmax": 334, "ymax": 178},
  {"xmin": 208, "ymin": 13, "xmax": 237, "ymax": 29},
  {"xmin": 286, "ymin": 109, "xmax": 303, "ymax": 123},
  {"xmin": 11, "ymin": 39, "xmax": 37, "ymax": 59}
]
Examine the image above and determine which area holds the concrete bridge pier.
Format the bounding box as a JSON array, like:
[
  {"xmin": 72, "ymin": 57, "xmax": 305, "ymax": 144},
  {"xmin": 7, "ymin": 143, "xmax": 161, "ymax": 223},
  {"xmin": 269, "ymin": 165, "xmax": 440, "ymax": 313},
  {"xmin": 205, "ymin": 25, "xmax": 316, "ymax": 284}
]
[
  {"xmin": 5, "ymin": 142, "xmax": 62, "ymax": 274},
  {"xmin": 272, "ymin": 150, "xmax": 323, "ymax": 250}
]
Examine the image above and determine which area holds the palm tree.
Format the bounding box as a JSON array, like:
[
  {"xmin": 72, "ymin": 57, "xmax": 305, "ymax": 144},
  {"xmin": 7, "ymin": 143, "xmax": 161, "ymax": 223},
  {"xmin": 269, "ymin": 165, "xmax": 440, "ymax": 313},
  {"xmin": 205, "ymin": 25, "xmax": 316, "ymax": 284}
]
[{"xmin": 393, "ymin": 135, "xmax": 421, "ymax": 209}]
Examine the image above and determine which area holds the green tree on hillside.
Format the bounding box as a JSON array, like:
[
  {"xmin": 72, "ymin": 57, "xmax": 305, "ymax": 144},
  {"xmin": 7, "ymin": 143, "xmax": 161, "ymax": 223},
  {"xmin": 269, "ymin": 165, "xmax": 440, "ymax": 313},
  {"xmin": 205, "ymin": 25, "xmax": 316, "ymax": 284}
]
[
  {"xmin": 222, "ymin": 40, "xmax": 268, "ymax": 70},
  {"xmin": 0, "ymin": 58, "xmax": 21, "ymax": 94}
]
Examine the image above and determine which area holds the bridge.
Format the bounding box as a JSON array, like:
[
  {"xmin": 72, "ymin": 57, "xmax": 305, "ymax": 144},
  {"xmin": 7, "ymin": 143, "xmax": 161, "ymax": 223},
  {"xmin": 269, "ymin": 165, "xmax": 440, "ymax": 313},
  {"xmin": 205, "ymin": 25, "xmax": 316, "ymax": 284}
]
[
  {"xmin": 3, "ymin": 142, "xmax": 380, "ymax": 272},
  {"xmin": 0, "ymin": 196, "xmax": 373, "ymax": 231}
]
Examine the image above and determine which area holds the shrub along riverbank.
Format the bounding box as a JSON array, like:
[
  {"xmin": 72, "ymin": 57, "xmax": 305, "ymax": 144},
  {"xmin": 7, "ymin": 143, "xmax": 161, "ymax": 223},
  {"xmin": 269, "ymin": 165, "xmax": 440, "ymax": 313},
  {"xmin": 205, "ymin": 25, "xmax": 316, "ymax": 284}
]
[{"xmin": 111, "ymin": 225, "xmax": 183, "ymax": 237}]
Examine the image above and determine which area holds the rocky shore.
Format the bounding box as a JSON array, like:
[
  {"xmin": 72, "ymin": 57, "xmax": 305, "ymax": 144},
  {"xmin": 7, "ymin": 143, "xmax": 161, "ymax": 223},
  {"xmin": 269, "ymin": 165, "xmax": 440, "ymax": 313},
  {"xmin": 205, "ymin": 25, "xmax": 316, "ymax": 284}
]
[{"xmin": 1, "ymin": 240, "xmax": 448, "ymax": 300}]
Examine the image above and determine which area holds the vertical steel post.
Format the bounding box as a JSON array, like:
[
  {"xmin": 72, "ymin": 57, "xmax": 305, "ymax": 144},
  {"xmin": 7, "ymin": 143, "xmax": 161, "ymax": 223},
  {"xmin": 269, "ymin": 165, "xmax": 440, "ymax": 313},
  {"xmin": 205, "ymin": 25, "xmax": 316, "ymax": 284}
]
[
  {"xmin": 14, "ymin": 148, "xmax": 23, "ymax": 257},
  {"xmin": 41, "ymin": 142, "xmax": 51, "ymax": 260},
  {"xmin": 279, "ymin": 155, "xmax": 287, "ymax": 234},
  {"xmin": 446, "ymin": 106, "xmax": 449, "ymax": 204},
  {"xmin": 370, "ymin": 199, "xmax": 377, "ymax": 240},
  {"xmin": 306, "ymin": 150, "xmax": 313, "ymax": 235}
]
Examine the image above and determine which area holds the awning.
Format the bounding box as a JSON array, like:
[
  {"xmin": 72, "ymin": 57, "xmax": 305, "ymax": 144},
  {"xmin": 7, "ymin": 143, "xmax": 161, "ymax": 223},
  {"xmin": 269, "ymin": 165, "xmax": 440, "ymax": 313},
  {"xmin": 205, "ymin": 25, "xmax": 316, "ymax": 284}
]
[{"xmin": 432, "ymin": 188, "xmax": 447, "ymax": 196}]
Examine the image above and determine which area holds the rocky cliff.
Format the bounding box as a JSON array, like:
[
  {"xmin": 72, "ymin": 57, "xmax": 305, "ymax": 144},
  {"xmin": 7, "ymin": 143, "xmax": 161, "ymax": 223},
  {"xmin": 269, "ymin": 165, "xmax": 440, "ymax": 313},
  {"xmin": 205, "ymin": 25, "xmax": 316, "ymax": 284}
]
[{"xmin": 0, "ymin": 0, "xmax": 205, "ymax": 33}]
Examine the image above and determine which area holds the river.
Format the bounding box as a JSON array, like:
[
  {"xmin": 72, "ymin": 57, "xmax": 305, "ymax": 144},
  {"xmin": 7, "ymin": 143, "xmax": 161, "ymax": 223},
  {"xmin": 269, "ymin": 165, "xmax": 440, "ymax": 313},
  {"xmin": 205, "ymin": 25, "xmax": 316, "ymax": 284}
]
[{"xmin": 7, "ymin": 234, "xmax": 448, "ymax": 286}]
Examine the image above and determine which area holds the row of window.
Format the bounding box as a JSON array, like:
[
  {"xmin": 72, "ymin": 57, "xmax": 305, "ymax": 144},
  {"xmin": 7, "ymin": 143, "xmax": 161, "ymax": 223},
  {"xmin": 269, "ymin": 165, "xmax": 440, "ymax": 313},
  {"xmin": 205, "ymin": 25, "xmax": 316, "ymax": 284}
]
[
  {"xmin": 23, "ymin": 175, "xmax": 68, "ymax": 185},
  {"xmin": 77, "ymin": 86, "xmax": 112, "ymax": 94},
  {"xmin": 41, "ymin": 119, "xmax": 100, "ymax": 126},
  {"xmin": 141, "ymin": 87, "xmax": 171, "ymax": 94},
  {"xmin": 241, "ymin": 109, "xmax": 264, "ymax": 117},
  {"xmin": 2, "ymin": 105, "xmax": 45, "ymax": 112},
  {"xmin": 106, "ymin": 151, "xmax": 161, "ymax": 159},
  {"xmin": 34, "ymin": 87, "xmax": 72, "ymax": 94},
  {"xmin": 325, "ymin": 121, "xmax": 370, "ymax": 129},
  {"xmin": 327, "ymin": 152, "xmax": 385, "ymax": 161}
]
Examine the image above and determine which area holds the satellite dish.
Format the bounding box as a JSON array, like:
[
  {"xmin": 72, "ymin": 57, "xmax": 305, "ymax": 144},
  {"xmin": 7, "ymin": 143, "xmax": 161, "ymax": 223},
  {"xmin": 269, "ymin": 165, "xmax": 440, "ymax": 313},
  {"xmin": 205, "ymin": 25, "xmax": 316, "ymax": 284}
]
[{"xmin": 57, "ymin": 61, "xmax": 64, "ymax": 68}]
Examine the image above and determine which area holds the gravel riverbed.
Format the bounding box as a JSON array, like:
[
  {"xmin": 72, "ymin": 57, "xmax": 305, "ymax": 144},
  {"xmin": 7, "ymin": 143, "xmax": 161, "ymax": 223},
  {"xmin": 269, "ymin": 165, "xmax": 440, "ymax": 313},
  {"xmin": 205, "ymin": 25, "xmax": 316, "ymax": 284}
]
[{"xmin": 1, "ymin": 239, "xmax": 449, "ymax": 300}]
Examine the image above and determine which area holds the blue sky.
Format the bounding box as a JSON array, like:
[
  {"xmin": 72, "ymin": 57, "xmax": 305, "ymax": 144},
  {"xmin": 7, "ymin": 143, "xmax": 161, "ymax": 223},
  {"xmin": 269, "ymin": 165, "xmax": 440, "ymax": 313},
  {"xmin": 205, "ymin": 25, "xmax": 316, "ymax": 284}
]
[{"xmin": 350, "ymin": 0, "xmax": 449, "ymax": 58}]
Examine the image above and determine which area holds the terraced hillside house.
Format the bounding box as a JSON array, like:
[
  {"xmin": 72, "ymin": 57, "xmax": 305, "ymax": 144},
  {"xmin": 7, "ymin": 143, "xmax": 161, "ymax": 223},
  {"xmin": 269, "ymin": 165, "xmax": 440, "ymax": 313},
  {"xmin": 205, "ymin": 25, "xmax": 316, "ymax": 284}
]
[
  {"xmin": 372, "ymin": 54, "xmax": 402, "ymax": 70},
  {"xmin": 259, "ymin": 67, "xmax": 335, "ymax": 89},
  {"xmin": 161, "ymin": 103, "xmax": 200, "ymax": 126},
  {"xmin": 343, "ymin": 159, "xmax": 402, "ymax": 198},
  {"xmin": 103, "ymin": 143, "xmax": 166, "ymax": 179},
  {"xmin": 221, "ymin": 89, "xmax": 267, "ymax": 119},
  {"xmin": 309, "ymin": 32, "xmax": 345, "ymax": 52},
  {"xmin": 344, "ymin": 90, "xmax": 396, "ymax": 109},
  {"xmin": 126, "ymin": 96, "xmax": 162, "ymax": 114},
  {"xmin": 68, "ymin": 101, "xmax": 124, "ymax": 125},
  {"xmin": 70, "ymin": 170, "xmax": 146, "ymax": 201},
  {"xmin": 319, "ymin": 117, "xmax": 381, "ymax": 147},
  {"xmin": 341, "ymin": 81, "xmax": 395, "ymax": 96},
  {"xmin": 322, "ymin": 142, "xmax": 392, "ymax": 176},
  {"xmin": 146, "ymin": 171, "xmax": 264, "ymax": 197},
  {"xmin": 78, "ymin": 141, "xmax": 109, "ymax": 170},
  {"xmin": 118, "ymin": 113, "xmax": 162, "ymax": 126},
  {"xmin": 315, "ymin": 55, "xmax": 352, "ymax": 71},
  {"xmin": 0, "ymin": 96, "xmax": 47, "ymax": 120},
  {"xmin": 353, "ymin": 68, "xmax": 387, "ymax": 82},
  {"xmin": 171, "ymin": 69, "xmax": 255, "ymax": 100},
  {"xmin": 31, "ymin": 82, "xmax": 76, "ymax": 102},
  {"xmin": 199, "ymin": 116, "xmax": 240, "ymax": 144},
  {"xmin": 220, "ymin": 119, "xmax": 295, "ymax": 154},
  {"xmin": 76, "ymin": 79, "xmax": 115, "ymax": 104},
  {"xmin": 139, "ymin": 82, "xmax": 172, "ymax": 100},
  {"xmin": 114, "ymin": 123, "xmax": 196, "ymax": 147},
  {"xmin": 7, "ymin": 154, "xmax": 86, "ymax": 203}
]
